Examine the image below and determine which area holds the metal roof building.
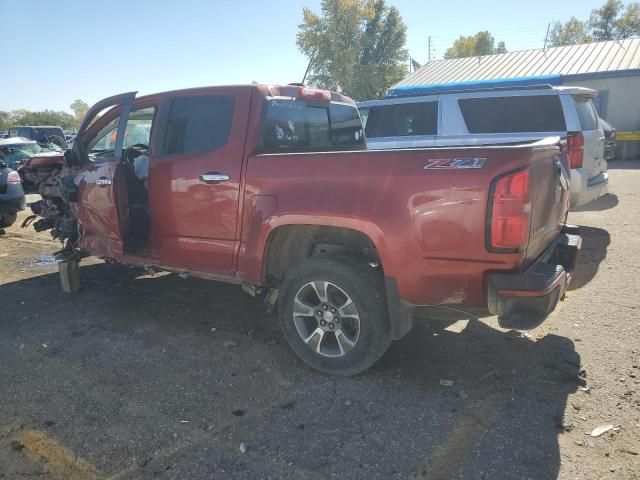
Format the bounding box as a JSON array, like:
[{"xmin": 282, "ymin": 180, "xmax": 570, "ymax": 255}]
[{"xmin": 395, "ymin": 38, "xmax": 640, "ymax": 159}]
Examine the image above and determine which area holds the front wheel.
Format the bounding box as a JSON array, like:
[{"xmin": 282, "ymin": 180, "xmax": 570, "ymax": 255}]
[{"xmin": 277, "ymin": 256, "xmax": 392, "ymax": 376}]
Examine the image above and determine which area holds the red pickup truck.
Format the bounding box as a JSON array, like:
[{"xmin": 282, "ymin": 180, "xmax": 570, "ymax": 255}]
[{"xmin": 20, "ymin": 84, "xmax": 581, "ymax": 375}]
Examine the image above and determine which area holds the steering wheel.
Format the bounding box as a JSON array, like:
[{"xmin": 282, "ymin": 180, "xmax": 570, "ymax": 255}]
[{"xmin": 124, "ymin": 143, "xmax": 149, "ymax": 163}]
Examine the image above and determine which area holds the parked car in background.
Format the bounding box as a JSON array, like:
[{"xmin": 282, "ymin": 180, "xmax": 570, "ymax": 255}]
[
  {"xmin": 0, "ymin": 130, "xmax": 8, "ymax": 138},
  {"xmin": 358, "ymin": 77, "xmax": 608, "ymax": 208},
  {"xmin": 0, "ymin": 137, "xmax": 62, "ymax": 170},
  {"xmin": 20, "ymin": 84, "xmax": 580, "ymax": 375},
  {"xmin": 599, "ymin": 118, "xmax": 617, "ymax": 161},
  {"xmin": 7, "ymin": 125, "xmax": 68, "ymax": 149},
  {"xmin": 0, "ymin": 159, "xmax": 26, "ymax": 230}
]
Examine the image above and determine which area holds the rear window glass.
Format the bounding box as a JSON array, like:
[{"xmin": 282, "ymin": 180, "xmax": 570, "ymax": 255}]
[
  {"xmin": 259, "ymin": 99, "xmax": 364, "ymax": 153},
  {"xmin": 459, "ymin": 95, "xmax": 566, "ymax": 133},
  {"xmin": 359, "ymin": 107, "xmax": 370, "ymax": 128},
  {"xmin": 365, "ymin": 102, "xmax": 437, "ymax": 138},
  {"xmin": 574, "ymin": 98, "xmax": 598, "ymax": 131},
  {"xmin": 162, "ymin": 95, "xmax": 234, "ymax": 155}
]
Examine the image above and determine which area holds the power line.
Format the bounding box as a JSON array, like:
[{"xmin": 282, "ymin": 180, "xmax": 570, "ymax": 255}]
[{"xmin": 415, "ymin": 25, "xmax": 551, "ymax": 62}]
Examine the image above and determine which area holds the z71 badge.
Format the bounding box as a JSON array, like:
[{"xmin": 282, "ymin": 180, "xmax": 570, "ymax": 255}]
[{"xmin": 423, "ymin": 157, "xmax": 487, "ymax": 170}]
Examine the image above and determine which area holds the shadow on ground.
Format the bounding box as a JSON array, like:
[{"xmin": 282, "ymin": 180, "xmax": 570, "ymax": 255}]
[
  {"xmin": 571, "ymin": 193, "xmax": 619, "ymax": 212},
  {"xmin": 569, "ymin": 226, "xmax": 610, "ymax": 291},
  {"xmin": 0, "ymin": 263, "xmax": 582, "ymax": 480}
]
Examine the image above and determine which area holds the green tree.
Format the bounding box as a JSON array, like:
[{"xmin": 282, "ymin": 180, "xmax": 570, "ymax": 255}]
[
  {"xmin": 444, "ymin": 31, "xmax": 507, "ymax": 59},
  {"xmin": 0, "ymin": 111, "xmax": 13, "ymax": 130},
  {"xmin": 70, "ymin": 99, "xmax": 90, "ymax": 128},
  {"xmin": 297, "ymin": 0, "xmax": 408, "ymax": 100},
  {"xmin": 551, "ymin": 1, "xmax": 640, "ymax": 46},
  {"xmin": 11, "ymin": 110, "xmax": 76, "ymax": 130},
  {"xmin": 614, "ymin": 2, "xmax": 640, "ymax": 37},
  {"xmin": 590, "ymin": 0, "xmax": 624, "ymax": 39},
  {"xmin": 548, "ymin": 17, "xmax": 592, "ymax": 46}
]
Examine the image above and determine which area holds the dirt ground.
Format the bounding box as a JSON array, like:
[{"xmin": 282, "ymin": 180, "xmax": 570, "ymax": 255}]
[{"xmin": 1, "ymin": 164, "xmax": 639, "ymax": 480}]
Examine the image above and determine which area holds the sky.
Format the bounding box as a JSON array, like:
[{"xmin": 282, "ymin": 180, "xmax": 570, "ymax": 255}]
[{"xmin": 0, "ymin": 0, "xmax": 606, "ymax": 112}]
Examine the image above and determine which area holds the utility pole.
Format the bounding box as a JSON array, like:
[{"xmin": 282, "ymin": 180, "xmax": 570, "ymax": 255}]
[
  {"xmin": 543, "ymin": 22, "xmax": 550, "ymax": 50},
  {"xmin": 428, "ymin": 36, "xmax": 431, "ymax": 62}
]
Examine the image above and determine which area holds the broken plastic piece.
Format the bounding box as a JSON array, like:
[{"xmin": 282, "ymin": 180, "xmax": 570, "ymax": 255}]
[{"xmin": 589, "ymin": 424, "xmax": 614, "ymax": 437}]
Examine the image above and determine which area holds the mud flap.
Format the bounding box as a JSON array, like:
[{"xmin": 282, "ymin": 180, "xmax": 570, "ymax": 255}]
[
  {"xmin": 59, "ymin": 259, "xmax": 81, "ymax": 293},
  {"xmin": 384, "ymin": 277, "xmax": 415, "ymax": 339}
]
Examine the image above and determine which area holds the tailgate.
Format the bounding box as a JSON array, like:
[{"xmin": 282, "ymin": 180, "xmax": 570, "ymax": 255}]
[{"xmin": 523, "ymin": 142, "xmax": 571, "ymax": 265}]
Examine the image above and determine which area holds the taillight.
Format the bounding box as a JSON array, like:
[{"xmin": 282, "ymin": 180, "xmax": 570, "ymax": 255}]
[
  {"xmin": 298, "ymin": 86, "xmax": 332, "ymax": 101},
  {"xmin": 7, "ymin": 170, "xmax": 21, "ymax": 184},
  {"xmin": 567, "ymin": 132, "xmax": 584, "ymax": 169},
  {"xmin": 488, "ymin": 169, "xmax": 531, "ymax": 251}
]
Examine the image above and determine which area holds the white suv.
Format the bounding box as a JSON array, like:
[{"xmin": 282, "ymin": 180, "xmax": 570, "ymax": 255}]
[{"xmin": 358, "ymin": 83, "xmax": 608, "ymax": 207}]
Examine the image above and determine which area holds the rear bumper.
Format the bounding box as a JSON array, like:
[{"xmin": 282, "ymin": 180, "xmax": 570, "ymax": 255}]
[
  {"xmin": 570, "ymin": 168, "xmax": 608, "ymax": 207},
  {"xmin": 487, "ymin": 228, "xmax": 581, "ymax": 329}
]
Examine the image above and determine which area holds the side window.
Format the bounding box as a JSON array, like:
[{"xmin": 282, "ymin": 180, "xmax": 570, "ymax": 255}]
[
  {"xmin": 574, "ymin": 98, "xmax": 599, "ymax": 131},
  {"xmin": 458, "ymin": 95, "xmax": 566, "ymax": 133},
  {"xmin": 123, "ymin": 107, "xmax": 154, "ymax": 148},
  {"xmin": 365, "ymin": 102, "xmax": 438, "ymax": 138},
  {"xmin": 359, "ymin": 107, "xmax": 370, "ymax": 128},
  {"xmin": 88, "ymin": 116, "xmax": 119, "ymax": 153},
  {"xmin": 591, "ymin": 91, "xmax": 609, "ymax": 118},
  {"xmin": 161, "ymin": 95, "xmax": 234, "ymax": 155},
  {"xmin": 87, "ymin": 106, "xmax": 155, "ymax": 160},
  {"xmin": 259, "ymin": 100, "xmax": 363, "ymax": 153}
]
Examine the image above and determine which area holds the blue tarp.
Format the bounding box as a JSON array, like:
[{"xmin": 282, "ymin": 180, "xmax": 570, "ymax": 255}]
[{"xmin": 388, "ymin": 75, "xmax": 563, "ymax": 97}]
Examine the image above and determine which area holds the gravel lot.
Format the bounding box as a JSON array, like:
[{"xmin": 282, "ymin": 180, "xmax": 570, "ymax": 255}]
[{"xmin": 1, "ymin": 162, "xmax": 639, "ymax": 480}]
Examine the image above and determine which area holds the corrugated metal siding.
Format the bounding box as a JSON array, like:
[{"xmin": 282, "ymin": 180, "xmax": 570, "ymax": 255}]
[{"xmin": 395, "ymin": 38, "xmax": 640, "ymax": 87}]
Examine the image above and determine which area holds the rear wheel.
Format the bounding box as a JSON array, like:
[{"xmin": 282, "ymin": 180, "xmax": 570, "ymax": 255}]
[
  {"xmin": 0, "ymin": 212, "xmax": 17, "ymax": 228},
  {"xmin": 277, "ymin": 255, "xmax": 391, "ymax": 376}
]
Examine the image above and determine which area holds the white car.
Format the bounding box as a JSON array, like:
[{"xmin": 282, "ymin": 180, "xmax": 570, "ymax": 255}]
[{"xmin": 358, "ymin": 79, "xmax": 608, "ymax": 207}]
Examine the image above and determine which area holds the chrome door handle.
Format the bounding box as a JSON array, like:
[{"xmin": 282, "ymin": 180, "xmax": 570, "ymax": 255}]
[
  {"xmin": 95, "ymin": 177, "xmax": 112, "ymax": 186},
  {"xmin": 199, "ymin": 172, "xmax": 230, "ymax": 184}
]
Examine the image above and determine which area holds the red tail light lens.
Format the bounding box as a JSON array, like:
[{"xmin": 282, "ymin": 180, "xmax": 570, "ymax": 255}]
[
  {"xmin": 298, "ymin": 86, "xmax": 332, "ymax": 102},
  {"xmin": 7, "ymin": 170, "xmax": 21, "ymax": 184},
  {"xmin": 489, "ymin": 169, "xmax": 531, "ymax": 251},
  {"xmin": 567, "ymin": 132, "xmax": 584, "ymax": 169}
]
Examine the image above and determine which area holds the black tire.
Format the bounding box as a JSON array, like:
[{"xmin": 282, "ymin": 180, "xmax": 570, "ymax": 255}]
[
  {"xmin": 277, "ymin": 255, "xmax": 392, "ymax": 376},
  {"xmin": 48, "ymin": 135, "xmax": 66, "ymax": 148},
  {"xmin": 0, "ymin": 213, "xmax": 17, "ymax": 228}
]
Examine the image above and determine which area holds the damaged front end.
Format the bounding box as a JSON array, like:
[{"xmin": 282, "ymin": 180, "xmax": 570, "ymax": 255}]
[{"xmin": 20, "ymin": 151, "xmax": 81, "ymax": 259}]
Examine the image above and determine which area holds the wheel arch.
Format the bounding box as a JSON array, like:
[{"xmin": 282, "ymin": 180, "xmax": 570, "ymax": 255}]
[{"xmin": 260, "ymin": 220, "xmax": 389, "ymax": 287}]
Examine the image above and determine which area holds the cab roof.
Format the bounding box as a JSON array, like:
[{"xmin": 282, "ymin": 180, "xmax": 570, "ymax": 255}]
[{"xmin": 135, "ymin": 84, "xmax": 356, "ymax": 106}]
